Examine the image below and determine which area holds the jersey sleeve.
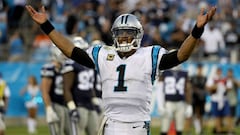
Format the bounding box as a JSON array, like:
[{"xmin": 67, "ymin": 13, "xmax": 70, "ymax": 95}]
[
  {"xmin": 41, "ymin": 63, "xmax": 55, "ymax": 78},
  {"xmin": 61, "ymin": 59, "xmax": 75, "ymax": 74}
]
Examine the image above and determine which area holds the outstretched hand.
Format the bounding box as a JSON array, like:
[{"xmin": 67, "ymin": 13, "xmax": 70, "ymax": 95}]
[
  {"xmin": 196, "ymin": 6, "xmax": 217, "ymax": 28},
  {"xmin": 25, "ymin": 5, "xmax": 48, "ymax": 25}
]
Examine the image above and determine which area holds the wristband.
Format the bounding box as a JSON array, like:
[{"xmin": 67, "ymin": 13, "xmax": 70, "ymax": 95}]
[
  {"xmin": 67, "ymin": 100, "xmax": 76, "ymax": 110},
  {"xmin": 40, "ymin": 20, "xmax": 54, "ymax": 35},
  {"xmin": 191, "ymin": 24, "xmax": 204, "ymax": 39}
]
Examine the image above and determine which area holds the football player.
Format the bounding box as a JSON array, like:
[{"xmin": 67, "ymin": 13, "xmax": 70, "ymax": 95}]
[
  {"xmin": 26, "ymin": 5, "xmax": 216, "ymax": 135},
  {"xmin": 190, "ymin": 63, "xmax": 207, "ymax": 135},
  {"xmin": 155, "ymin": 66, "xmax": 192, "ymax": 135},
  {"xmin": 206, "ymin": 67, "xmax": 231, "ymax": 134},
  {"xmin": 62, "ymin": 36, "xmax": 99, "ymax": 135},
  {"xmin": 40, "ymin": 45, "xmax": 70, "ymax": 135}
]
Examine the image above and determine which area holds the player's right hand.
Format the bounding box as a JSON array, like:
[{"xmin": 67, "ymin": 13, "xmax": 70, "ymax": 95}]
[
  {"xmin": 25, "ymin": 5, "xmax": 48, "ymax": 25},
  {"xmin": 46, "ymin": 106, "xmax": 59, "ymax": 123},
  {"xmin": 69, "ymin": 109, "xmax": 80, "ymax": 122}
]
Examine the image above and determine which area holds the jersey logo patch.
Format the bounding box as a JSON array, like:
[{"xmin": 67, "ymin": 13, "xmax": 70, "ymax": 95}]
[{"xmin": 107, "ymin": 54, "xmax": 115, "ymax": 61}]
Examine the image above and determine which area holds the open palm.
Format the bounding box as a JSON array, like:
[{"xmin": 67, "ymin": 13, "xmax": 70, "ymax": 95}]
[
  {"xmin": 196, "ymin": 6, "xmax": 217, "ymax": 28},
  {"xmin": 25, "ymin": 5, "xmax": 48, "ymax": 25}
]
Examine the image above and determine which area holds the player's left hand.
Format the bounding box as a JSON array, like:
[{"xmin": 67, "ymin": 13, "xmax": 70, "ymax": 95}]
[
  {"xmin": 196, "ymin": 6, "xmax": 217, "ymax": 28},
  {"xmin": 185, "ymin": 104, "xmax": 193, "ymax": 118}
]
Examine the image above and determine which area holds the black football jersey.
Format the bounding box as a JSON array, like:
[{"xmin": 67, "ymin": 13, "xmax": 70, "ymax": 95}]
[
  {"xmin": 41, "ymin": 63, "xmax": 65, "ymax": 105},
  {"xmin": 62, "ymin": 59, "xmax": 95, "ymax": 110}
]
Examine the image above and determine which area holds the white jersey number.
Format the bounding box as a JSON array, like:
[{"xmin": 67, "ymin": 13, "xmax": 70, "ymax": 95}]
[
  {"xmin": 164, "ymin": 77, "xmax": 185, "ymax": 95},
  {"xmin": 78, "ymin": 70, "xmax": 94, "ymax": 91},
  {"xmin": 54, "ymin": 76, "xmax": 63, "ymax": 95}
]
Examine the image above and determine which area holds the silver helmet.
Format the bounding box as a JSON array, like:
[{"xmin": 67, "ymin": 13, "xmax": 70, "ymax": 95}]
[
  {"xmin": 72, "ymin": 36, "xmax": 89, "ymax": 50},
  {"xmin": 111, "ymin": 14, "xmax": 144, "ymax": 52},
  {"xmin": 50, "ymin": 43, "xmax": 66, "ymax": 62}
]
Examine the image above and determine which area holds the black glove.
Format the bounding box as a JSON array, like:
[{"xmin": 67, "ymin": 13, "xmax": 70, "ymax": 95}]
[{"xmin": 69, "ymin": 109, "xmax": 80, "ymax": 122}]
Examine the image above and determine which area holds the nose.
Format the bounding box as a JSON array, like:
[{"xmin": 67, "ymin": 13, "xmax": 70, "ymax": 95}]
[{"xmin": 118, "ymin": 36, "xmax": 133, "ymax": 44}]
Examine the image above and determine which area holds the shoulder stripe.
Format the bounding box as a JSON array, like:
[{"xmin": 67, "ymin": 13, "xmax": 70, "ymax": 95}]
[
  {"xmin": 151, "ymin": 46, "xmax": 161, "ymax": 84},
  {"xmin": 92, "ymin": 45, "xmax": 102, "ymax": 73}
]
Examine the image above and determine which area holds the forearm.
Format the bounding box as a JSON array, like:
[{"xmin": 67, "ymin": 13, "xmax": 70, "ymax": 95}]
[
  {"xmin": 63, "ymin": 72, "xmax": 74, "ymax": 103},
  {"xmin": 177, "ymin": 24, "xmax": 204, "ymax": 62},
  {"xmin": 48, "ymin": 30, "xmax": 75, "ymax": 58},
  {"xmin": 185, "ymin": 82, "xmax": 192, "ymax": 104},
  {"xmin": 177, "ymin": 35, "xmax": 198, "ymax": 62},
  {"xmin": 40, "ymin": 20, "xmax": 74, "ymax": 58},
  {"xmin": 41, "ymin": 78, "xmax": 53, "ymax": 107},
  {"xmin": 42, "ymin": 91, "xmax": 52, "ymax": 107}
]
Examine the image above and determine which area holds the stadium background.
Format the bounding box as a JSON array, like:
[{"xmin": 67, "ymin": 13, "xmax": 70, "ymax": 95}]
[{"xmin": 0, "ymin": 0, "xmax": 240, "ymax": 134}]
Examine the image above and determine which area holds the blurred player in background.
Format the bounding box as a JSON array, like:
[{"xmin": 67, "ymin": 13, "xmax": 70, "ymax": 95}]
[
  {"xmin": 62, "ymin": 36, "xmax": 99, "ymax": 135},
  {"xmin": 226, "ymin": 68, "xmax": 239, "ymax": 134},
  {"xmin": 155, "ymin": 66, "xmax": 192, "ymax": 135},
  {"xmin": 40, "ymin": 45, "xmax": 70, "ymax": 135},
  {"xmin": 19, "ymin": 75, "xmax": 40, "ymax": 134},
  {"xmin": 26, "ymin": 4, "xmax": 216, "ymax": 135},
  {"xmin": 206, "ymin": 67, "xmax": 231, "ymax": 134},
  {"xmin": 0, "ymin": 72, "xmax": 10, "ymax": 135},
  {"xmin": 190, "ymin": 63, "xmax": 207, "ymax": 135}
]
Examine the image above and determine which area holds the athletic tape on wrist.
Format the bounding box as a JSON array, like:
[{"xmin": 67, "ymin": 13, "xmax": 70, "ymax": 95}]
[{"xmin": 40, "ymin": 20, "xmax": 54, "ymax": 35}]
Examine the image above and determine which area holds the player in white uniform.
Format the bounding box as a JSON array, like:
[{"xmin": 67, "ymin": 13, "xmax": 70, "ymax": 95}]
[
  {"xmin": 154, "ymin": 67, "xmax": 192, "ymax": 135},
  {"xmin": 26, "ymin": 5, "xmax": 216, "ymax": 135}
]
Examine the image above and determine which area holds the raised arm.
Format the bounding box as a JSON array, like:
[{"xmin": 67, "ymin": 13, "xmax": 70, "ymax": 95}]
[
  {"xmin": 177, "ymin": 6, "xmax": 216, "ymax": 61},
  {"xmin": 25, "ymin": 5, "xmax": 74, "ymax": 57},
  {"xmin": 25, "ymin": 5, "xmax": 95, "ymax": 68},
  {"xmin": 159, "ymin": 6, "xmax": 216, "ymax": 70}
]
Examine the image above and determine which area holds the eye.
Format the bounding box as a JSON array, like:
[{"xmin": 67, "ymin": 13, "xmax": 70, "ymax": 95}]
[{"xmin": 114, "ymin": 29, "xmax": 138, "ymax": 37}]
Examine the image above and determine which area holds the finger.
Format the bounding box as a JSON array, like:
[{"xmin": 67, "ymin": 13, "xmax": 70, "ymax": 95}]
[
  {"xmin": 199, "ymin": 8, "xmax": 205, "ymax": 15},
  {"xmin": 41, "ymin": 6, "xmax": 46, "ymax": 13},
  {"xmin": 210, "ymin": 6, "xmax": 217, "ymax": 16},
  {"xmin": 25, "ymin": 5, "xmax": 37, "ymax": 16},
  {"xmin": 207, "ymin": 6, "xmax": 217, "ymax": 21}
]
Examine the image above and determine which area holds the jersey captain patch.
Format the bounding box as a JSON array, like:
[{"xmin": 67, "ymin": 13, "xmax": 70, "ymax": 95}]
[{"xmin": 107, "ymin": 54, "xmax": 115, "ymax": 61}]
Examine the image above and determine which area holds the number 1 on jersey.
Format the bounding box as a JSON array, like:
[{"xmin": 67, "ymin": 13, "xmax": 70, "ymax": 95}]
[{"xmin": 114, "ymin": 65, "xmax": 127, "ymax": 92}]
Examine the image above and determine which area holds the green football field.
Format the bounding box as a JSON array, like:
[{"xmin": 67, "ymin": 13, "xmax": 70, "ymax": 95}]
[{"xmin": 5, "ymin": 125, "xmax": 240, "ymax": 135}]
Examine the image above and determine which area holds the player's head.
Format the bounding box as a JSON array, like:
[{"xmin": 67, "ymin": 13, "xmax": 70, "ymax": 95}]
[
  {"xmin": 50, "ymin": 43, "xmax": 66, "ymax": 63},
  {"xmin": 71, "ymin": 36, "xmax": 89, "ymax": 50},
  {"xmin": 111, "ymin": 14, "xmax": 143, "ymax": 52}
]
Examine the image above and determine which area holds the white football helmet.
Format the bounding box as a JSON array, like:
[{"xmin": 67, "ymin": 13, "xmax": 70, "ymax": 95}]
[
  {"xmin": 91, "ymin": 40, "xmax": 106, "ymax": 47},
  {"xmin": 111, "ymin": 14, "xmax": 144, "ymax": 52},
  {"xmin": 72, "ymin": 36, "xmax": 89, "ymax": 50},
  {"xmin": 50, "ymin": 44, "xmax": 66, "ymax": 62}
]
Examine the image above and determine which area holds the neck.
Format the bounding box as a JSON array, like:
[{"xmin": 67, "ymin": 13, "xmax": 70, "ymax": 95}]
[{"xmin": 118, "ymin": 49, "xmax": 136, "ymax": 59}]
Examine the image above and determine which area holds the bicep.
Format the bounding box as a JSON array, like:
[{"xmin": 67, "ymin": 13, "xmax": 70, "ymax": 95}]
[
  {"xmin": 159, "ymin": 50, "xmax": 181, "ymax": 70},
  {"xmin": 41, "ymin": 77, "xmax": 52, "ymax": 93},
  {"xmin": 70, "ymin": 47, "xmax": 95, "ymax": 69}
]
